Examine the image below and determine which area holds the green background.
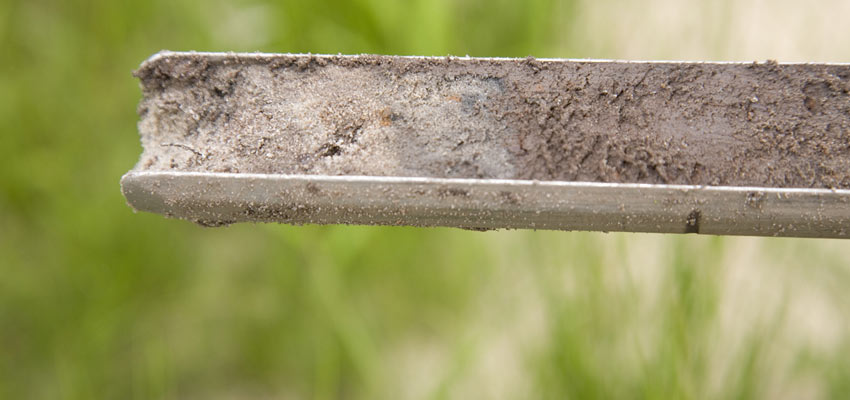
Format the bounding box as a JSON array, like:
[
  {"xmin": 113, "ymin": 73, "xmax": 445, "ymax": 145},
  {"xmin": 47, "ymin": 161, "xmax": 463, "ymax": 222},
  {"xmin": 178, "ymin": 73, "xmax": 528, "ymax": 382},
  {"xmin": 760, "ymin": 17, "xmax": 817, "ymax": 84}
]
[{"xmin": 2, "ymin": 0, "xmax": 850, "ymax": 398}]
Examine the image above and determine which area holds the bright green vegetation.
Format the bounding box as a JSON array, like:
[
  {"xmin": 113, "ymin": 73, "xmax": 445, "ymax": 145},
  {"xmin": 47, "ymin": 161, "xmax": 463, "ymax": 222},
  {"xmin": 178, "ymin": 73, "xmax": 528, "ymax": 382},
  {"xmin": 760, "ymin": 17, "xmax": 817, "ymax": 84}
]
[{"xmin": 1, "ymin": 0, "xmax": 849, "ymax": 398}]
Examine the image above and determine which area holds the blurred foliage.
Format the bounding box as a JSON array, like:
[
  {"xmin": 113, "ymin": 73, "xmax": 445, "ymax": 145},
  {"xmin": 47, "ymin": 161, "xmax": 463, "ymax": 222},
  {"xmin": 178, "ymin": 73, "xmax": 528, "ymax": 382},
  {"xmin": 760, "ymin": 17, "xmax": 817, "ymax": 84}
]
[{"xmin": 1, "ymin": 0, "xmax": 850, "ymax": 399}]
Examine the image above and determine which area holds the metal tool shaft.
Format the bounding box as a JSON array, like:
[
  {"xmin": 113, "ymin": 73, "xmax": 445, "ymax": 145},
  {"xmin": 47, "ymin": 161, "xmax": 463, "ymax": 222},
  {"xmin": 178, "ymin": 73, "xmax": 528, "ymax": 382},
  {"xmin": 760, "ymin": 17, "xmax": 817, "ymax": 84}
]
[{"xmin": 123, "ymin": 52, "xmax": 850, "ymax": 237}]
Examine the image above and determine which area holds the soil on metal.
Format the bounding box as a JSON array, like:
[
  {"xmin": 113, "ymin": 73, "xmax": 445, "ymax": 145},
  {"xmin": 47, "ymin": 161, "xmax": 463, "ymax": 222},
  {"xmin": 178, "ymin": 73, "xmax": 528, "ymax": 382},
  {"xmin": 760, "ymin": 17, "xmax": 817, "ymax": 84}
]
[{"xmin": 132, "ymin": 52, "xmax": 850, "ymax": 188}]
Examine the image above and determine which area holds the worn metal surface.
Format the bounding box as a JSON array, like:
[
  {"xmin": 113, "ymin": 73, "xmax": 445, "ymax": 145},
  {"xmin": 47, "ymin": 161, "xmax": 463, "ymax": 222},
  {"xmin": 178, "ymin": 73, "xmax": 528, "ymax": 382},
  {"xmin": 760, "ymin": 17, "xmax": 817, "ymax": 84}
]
[{"xmin": 121, "ymin": 171, "xmax": 850, "ymax": 238}]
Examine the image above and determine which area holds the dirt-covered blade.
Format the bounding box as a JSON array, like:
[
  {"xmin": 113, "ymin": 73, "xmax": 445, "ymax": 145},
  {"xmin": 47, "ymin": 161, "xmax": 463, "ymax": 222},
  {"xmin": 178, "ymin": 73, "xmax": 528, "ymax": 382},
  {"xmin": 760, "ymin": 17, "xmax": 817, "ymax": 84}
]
[{"xmin": 122, "ymin": 51, "xmax": 850, "ymax": 237}]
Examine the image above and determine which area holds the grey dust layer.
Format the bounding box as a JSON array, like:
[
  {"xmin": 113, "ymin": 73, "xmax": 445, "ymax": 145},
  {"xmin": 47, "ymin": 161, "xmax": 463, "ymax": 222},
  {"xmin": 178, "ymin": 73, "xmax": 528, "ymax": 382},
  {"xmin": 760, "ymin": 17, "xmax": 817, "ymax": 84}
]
[{"xmin": 122, "ymin": 51, "xmax": 850, "ymax": 237}]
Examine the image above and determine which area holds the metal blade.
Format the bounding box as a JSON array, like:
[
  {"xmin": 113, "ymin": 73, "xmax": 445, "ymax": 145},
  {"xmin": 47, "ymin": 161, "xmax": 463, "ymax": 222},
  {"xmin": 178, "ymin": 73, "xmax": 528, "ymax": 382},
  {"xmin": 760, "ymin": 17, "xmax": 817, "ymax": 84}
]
[
  {"xmin": 121, "ymin": 171, "xmax": 850, "ymax": 238},
  {"xmin": 123, "ymin": 52, "xmax": 850, "ymax": 237}
]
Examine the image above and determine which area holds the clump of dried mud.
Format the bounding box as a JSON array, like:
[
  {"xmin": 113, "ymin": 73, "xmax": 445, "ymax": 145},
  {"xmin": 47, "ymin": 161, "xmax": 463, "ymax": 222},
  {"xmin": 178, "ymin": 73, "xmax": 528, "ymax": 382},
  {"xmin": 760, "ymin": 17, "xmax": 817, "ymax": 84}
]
[{"xmin": 133, "ymin": 52, "xmax": 850, "ymax": 188}]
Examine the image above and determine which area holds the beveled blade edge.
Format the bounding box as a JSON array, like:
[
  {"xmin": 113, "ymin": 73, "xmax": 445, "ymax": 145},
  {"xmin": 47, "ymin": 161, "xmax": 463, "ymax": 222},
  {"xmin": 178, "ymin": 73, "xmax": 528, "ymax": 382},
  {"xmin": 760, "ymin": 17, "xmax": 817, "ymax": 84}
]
[{"xmin": 121, "ymin": 171, "xmax": 850, "ymax": 238}]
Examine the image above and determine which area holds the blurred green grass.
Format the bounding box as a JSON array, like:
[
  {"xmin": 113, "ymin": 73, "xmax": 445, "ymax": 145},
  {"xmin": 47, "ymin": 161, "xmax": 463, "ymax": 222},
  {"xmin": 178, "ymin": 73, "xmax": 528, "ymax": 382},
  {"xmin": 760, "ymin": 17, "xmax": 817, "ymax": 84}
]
[{"xmin": 2, "ymin": 0, "xmax": 850, "ymax": 399}]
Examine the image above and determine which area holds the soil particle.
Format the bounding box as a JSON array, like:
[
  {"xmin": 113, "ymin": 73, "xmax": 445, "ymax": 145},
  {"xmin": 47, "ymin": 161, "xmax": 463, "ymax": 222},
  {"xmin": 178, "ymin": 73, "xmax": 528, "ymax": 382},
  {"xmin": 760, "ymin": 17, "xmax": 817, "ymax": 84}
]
[
  {"xmin": 132, "ymin": 52, "xmax": 850, "ymax": 189},
  {"xmin": 685, "ymin": 210, "xmax": 701, "ymax": 233}
]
